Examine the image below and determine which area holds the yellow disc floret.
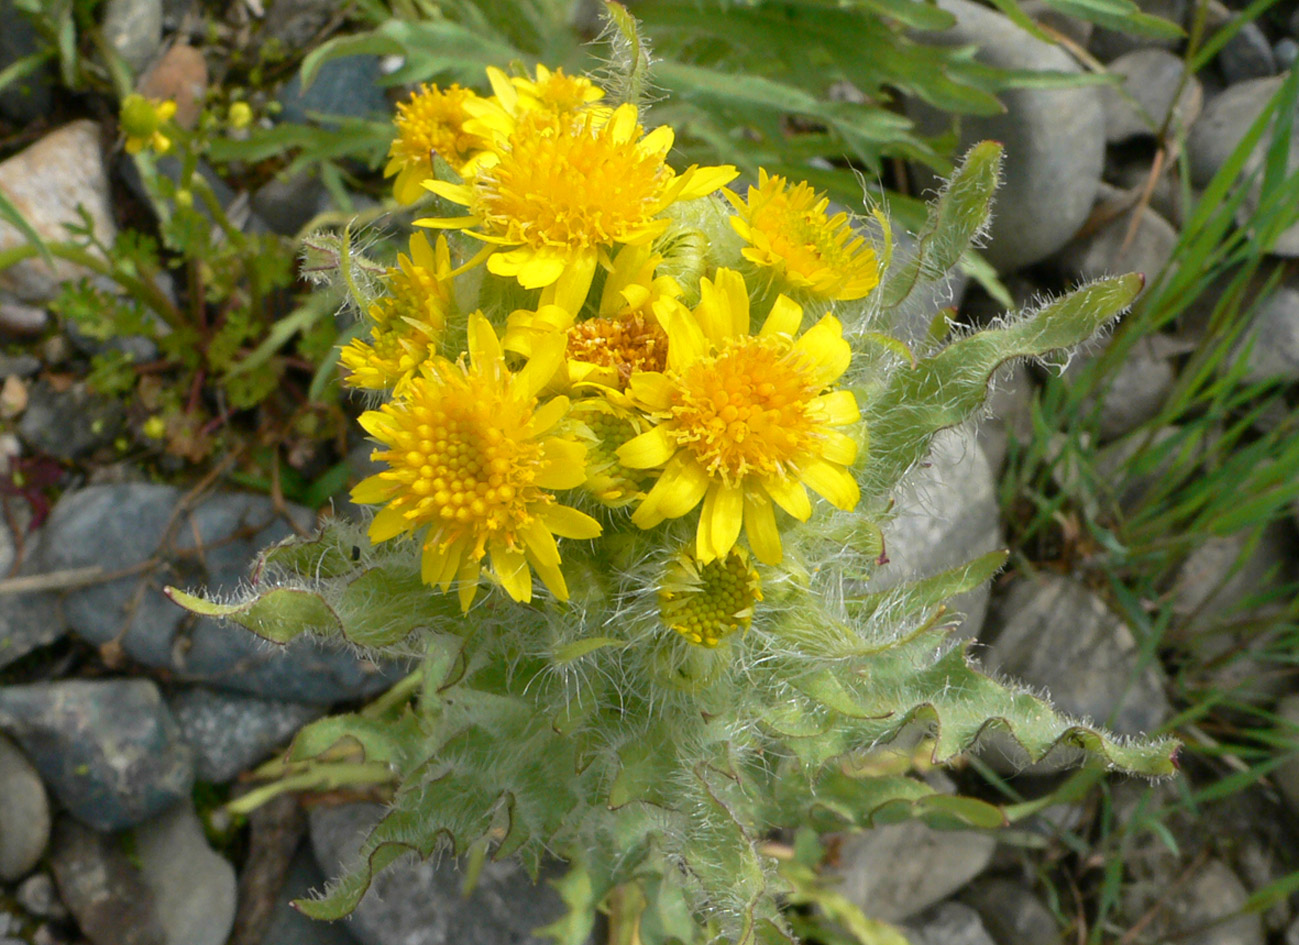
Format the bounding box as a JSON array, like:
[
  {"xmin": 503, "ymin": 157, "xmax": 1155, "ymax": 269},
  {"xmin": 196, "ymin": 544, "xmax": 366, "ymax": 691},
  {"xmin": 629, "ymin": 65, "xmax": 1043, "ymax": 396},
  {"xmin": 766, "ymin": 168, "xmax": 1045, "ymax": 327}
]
[
  {"xmin": 618, "ymin": 269, "xmax": 862, "ymax": 565},
  {"xmin": 726, "ymin": 170, "xmax": 880, "ymax": 301},
  {"xmin": 351, "ymin": 314, "xmax": 602, "ymax": 610},
  {"xmin": 659, "ymin": 549, "xmax": 762, "ymax": 647},
  {"xmin": 385, "ymin": 83, "xmax": 491, "ymax": 204}
]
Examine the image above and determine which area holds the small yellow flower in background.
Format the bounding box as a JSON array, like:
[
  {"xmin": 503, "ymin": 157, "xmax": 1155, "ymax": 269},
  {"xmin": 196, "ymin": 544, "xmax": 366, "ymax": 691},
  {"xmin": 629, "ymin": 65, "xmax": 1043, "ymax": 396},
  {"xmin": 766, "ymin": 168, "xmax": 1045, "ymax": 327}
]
[
  {"xmin": 659, "ymin": 548, "xmax": 762, "ymax": 647},
  {"xmin": 340, "ymin": 233, "xmax": 452, "ymax": 391},
  {"xmin": 419, "ymin": 104, "xmax": 737, "ymax": 314},
  {"xmin": 482, "ymin": 64, "xmax": 604, "ymax": 119},
  {"xmin": 569, "ymin": 399, "xmax": 653, "ymax": 508},
  {"xmin": 618, "ymin": 268, "xmax": 861, "ymax": 565},
  {"xmin": 386, "ymin": 83, "xmax": 493, "ymax": 205},
  {"xmin": 228, "ymin": 101, "xmax": 253, "ymax": 130},
  {"xmin": 351, "ymin": 314, "xmax": 602, "ymax": 610},
  {"xmin": 120, "ymin": 94, "xmax": 178, "ymax": 155},
  {"xmin": 726, "ymin": 170, "xmax": 880, "ymax": 301}
]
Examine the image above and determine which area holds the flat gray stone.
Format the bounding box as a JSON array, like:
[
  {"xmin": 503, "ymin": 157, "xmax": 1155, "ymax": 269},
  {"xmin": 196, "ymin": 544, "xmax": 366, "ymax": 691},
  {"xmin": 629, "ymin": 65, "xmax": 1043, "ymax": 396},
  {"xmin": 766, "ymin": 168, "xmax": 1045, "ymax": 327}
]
[
  {"xmin": 14, "ymin": 872, "xmax": 67, "ymax": 920},
  {"xmin": 1234, "ymin": 283, "xmax": 1299, "ymax": 383},
  {"xmin": 134, "ymin": 802, "xmax": 237, "ymax": 945},
  {"xmin": 908, "ymin": 0, "xmax": 1105, "ymax": 272},
  {"xmin": 904, "ymin": 901, "xmax": 997, "ymax": 945},
  {"xmin": 0, "ymin": 732, "xmax": 49, "ymax": 880},
  {"xmin": 961, "ymin": 878, "xmax": 1060, "ymax": 945},
  {"xmin": 167, "ymin": 686, "xmax": 321, "ymax": 783},
  {"xmin": 0, "ymin": 679, "xmax": 194, "ymax": 832},
  {"xmin": 1219, "ymin": 18, "xmax": 1277, "ymax": 84},
  {"xmin": 831, "ymin": 819, "xmax": 996, "ymax": 922},
  {"xmin": 1132, "ymin": 859, "xmax": 1264, "ymax": 945},
  {"xmin": 19, "ymin": 380, "xmax": 126, "ymax": 461},
  {"xmin": 1101, "ymin": 49, "xmax": 1201, "ymax": 142},
  {"xmin": 308, "ymin": 802, "xmax": 569, "ymax": 945},
  {"xmin": 39, "ymin": 484, "xmax": 399, "ymax": 704},
  {"xmin": 866, "ymin": 427, "xmax": 1002, "ymax": 638},
  {"xmin": 49, "ymin": 817, "xmax": 165, "ymax": 945},
  {"xmin": 102, "ymin": 0, "xmax": 163, "ymax": 73},
  {"xmin": 982, "ymin": 574, "xmax": 1169, "ymax": 741},
  {"xmin": 0, "ymin": 121, "xmax": 117, "ymax": 302}
]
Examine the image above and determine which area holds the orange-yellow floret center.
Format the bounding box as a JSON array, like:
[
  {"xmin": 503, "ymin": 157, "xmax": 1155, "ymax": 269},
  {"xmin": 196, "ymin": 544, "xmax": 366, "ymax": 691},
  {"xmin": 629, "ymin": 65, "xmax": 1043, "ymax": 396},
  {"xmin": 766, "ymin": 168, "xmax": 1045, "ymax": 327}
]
[
  {"xmin": 475, "ymin": 112, "xmax": 669, "ymax": 250},
  {"xmin": 668, "ymin": 337, "xmax": 820, "ymax": 484},
  {"xmin": 567, "ymin": 312, "xmax": 668, "ymax": 385}
]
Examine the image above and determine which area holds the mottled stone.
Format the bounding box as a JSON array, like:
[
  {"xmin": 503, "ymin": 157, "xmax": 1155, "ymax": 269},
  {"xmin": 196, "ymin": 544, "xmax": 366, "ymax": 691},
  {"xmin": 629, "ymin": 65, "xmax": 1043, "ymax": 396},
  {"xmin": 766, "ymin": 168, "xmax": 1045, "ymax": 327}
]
[
  {"xmin": 102, "ymin": 0, "xmax": 163, "ymax": 73},
  {"xmin": 1101, "ymin": 49, "xmax": 1201, "ymax": 142},
  {"xmin": 19, "ymin": 381, "xmax": 126, "ymax": 461},
  {"xmin": 167, "ymin": 687, "xmax": 321, "ymax": 783},
  {"xmin": 0, "ymin": 679, "xmax": 193, "ymax": 831},
  {"xmin": 0, "ymin": 122, "xmax": 117, "ymax": 302},
  {"xmin": 961, "ymin": 878, "xmax": 1061, "ymax": 945},
  {"xmin": 49, "ymin": 817, "xmax": 165, "ymax": 945}
]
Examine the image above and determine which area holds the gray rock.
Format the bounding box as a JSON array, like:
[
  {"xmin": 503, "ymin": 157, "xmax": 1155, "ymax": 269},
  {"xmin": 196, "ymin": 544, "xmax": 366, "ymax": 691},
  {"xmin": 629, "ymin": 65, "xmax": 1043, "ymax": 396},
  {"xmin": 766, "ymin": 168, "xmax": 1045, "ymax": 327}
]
[
  {"xmin": 1090, "ymin": 0, "xmax": 1186, "ymax": 60},
  {"xmin": 308, "ymin": 802, "xmax": 569, "ymax": 945},
  {"xmin": 257, "ymin": 846, "xmax": 361, "ymax": 945},
  {"xmin": 1134, "ymin": 859, "xmax": 1264, "ymax": 945},
  {"xmin": 49, "ymin": 817, "xmax": 165, "ymax": 945},
  {"xmin": 0, "ymin": 536, "xmax": 66, "ymax": 671},
  {"xmin": 887, "ymin": 228, "xmax": 969, "ymax": 349},
  {"xmin": 1186, "ymin": 76, "xmax": 1299, "ymax": 256},
  {"xmin": 1219, "ymin": 18, "xmax": 1277, "ymax": 83},
  {"xmin": 908, "ymin": 0, "xmax": 1105, "ymax": 272},
  {"xmin": 134, "ymin": 802, "xmax": 237, "ymax": 945},
  {"xmin": 831, "ymin": 820, "xmax": 996, "ymax": 923},
  {"xmin": 0, "ymin": 121, "xmax": 117, "ymax": 302},
  {"xmin": 261, "ymin": 0, "xmax": 336, "ymax": 49},
  {"xmin": 0, "ymin": 679, "xmax": 194, "ymax": 832},
  {"xmin": 903, "ymin": 902, "xmax": 997, "ymax": 945},
  {"xmin": 102, "ymin": 0, "xmax": 163, "ymax": 73},
  {"xmin": 168, "ymin": 687, "xmax": 321, "ymax": 783},
  {"xmin": 0, "ymin": 353, "xmax": 40, "ymax": 378},
  {"xmin": 0, "ymin": 0, "xmax": 54, "ymax": 125},
  {"xmin": 982, "ymin": 574, "xmax": 1170, "ymax": 739},
  {"xmin": 39, "ymin": 484, "xmax": 399, "ymax": 704},
  {"xmin": 1170, "ymin": 523, "xmax": 1294, "ymax": 640},
  {"xmin": 1078, "ymin": 333, "xmax": 1184, "ymax": 441},
  {"xmin": 1101, "ymin": 49, "xmax": 1201, "ymax": 142},
  {"xmin": 1277, "ymin": 38, "xmax": 1299, "ymax": 70},
  {"xmin": 279, "ymin": 57, "xmax": 389, "ymax": 125},
  {"xmin": 1276, "ymin": 694, "xmax": 1299, "ymax": 820},
  {"xmin": 251, "ymin": 171, "xmax": 331, "ymax": 237},
  {"xmin": 961, "ymin": 879, "xmax": 1060, "ymax": 945},
  {"xmin": 1233, "ymin": 283, "xmax": 1299, "ymax": 383},
  {"xmin": 1058, "ymin": 189, "xmax": 1178, "ymax": 292},
  {"xmin": 0, "ymin": 300, "xmax": 49, "ymax": 337},
  {"xmin": 1017, "ymin": 0, "xmax": 1092, "ymax": 46},
  {"xmin": 19, "ymin": 381, "xmax": 126, "ymax": 461},
  {"xmin": 867, "ymin": 427, "xmax": 1002, "ymax": 638},
  {"xmin": 0, "ymin": 733, "xmax": 50, "ymax": 880},
  {"xmin": 15, "ymin": 872, "xmax": 68, "ymax": 920},
  {"xmin": 977, "ymin": 360, "xmax": 1035, "ymax": 473}
]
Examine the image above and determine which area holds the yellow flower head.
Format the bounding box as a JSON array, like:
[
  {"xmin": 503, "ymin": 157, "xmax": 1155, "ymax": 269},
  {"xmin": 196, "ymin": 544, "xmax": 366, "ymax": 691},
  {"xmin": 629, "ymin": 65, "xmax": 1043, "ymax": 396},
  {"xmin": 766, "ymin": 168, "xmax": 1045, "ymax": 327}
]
[
  {"xmin": 339, "ymin": 233, "xmax": 452, "ymax": 391},
  {"xmin": 618, "ymin": 269, "xmax": 861, "ymax": 565},
  {"xmin": 726, "ymin": 170, "xmax": 880, "ymax": 301},
  {"xmin": 121, "ymin": 93, "xmax": 177, "ymax": 155},
  {"xmin": 484, "ymin": 64, "xmax": 604, "ymax": 118},
  {"xmin": 385, "ymin": 83, "xmax": 492, "ymax": 205},
  {"xmin": 659, "ymin": 548, "xmax": 762, "ymax": 648},
  {"xmin": 351, "ymin": 314, "xmax": 602, "ymax": 610},
  {"xmin": 503, "ymin": 245, "xmax": 679, "ymax": 392},
  {"xmin": 420, "ymin": 103, "xmax": 737, "ymax": 314}
]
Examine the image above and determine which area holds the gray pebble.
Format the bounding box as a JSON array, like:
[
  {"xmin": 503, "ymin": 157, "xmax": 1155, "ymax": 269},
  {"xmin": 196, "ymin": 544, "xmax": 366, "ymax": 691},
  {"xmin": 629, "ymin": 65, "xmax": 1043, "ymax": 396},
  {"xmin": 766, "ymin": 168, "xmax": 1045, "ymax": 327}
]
[
  {"xmin": 1090, "ymin": 0, "xmax": 1186, "ymax": 60},
  {"xmin": 904, "ymin": 901, "xmax": 997, "ymax": 945},
  {"xmin": 308, "ymin": 802, "xmax": 569, "ymax": 945},
  {"xmin": 1275, "ymin": 694, "xmax": 1299, "ymax": 820},
  {"xmin": 0, "ymin": 679, "xmax": 194, "ymax": 832},
  {"xmin": 15, "ymin": 873, "xmax": 68, "ymax": 920},
  {"xmin": 1101, "ymin": 48, "xmax": 1201, "ymax": 142},
  {"xmin": 0, "ymin": 353, "xmax": 40, "ymax": 378},
  {"xmin": 1276, "ymin": 38, "xmax": 1299, "ymax": 69},
  {"xmin": 1233, "ymin": 283, "xmax": 1299, "ymax": 383},
  {"xmin": 257, "ymin": 845, "xmax": 362, "ymax": 945},
  {"xmin": 0, "ymin": 0, "xmax": 53, "ymax": 124},
  {"xmin": 49, "ymin": 817, "xmax": 165, "ymax": 945},
  {"xmin": 1218, "ymin": 18, "xmax": 1277, "ymax": 83},
  {"xmin": 962, "ymin": 878, "xmax": 1060, "ymax": 945},
  {"xmin": 134, "ymin": 802, "xmax": 237, "ymax": 945},
  {"xmin": 167, "ymin": 686, "xmax": 322, "ymax": 783},
  {"xmin": 18, "ymin": 380, "xmax": 126, "ymax": 461},
  {"xmin": 278, "ymin": 57, "xmax": 389, "ymax": 126},
  {"xmin": 1057, "ymin": 186, "xmax": 1178, "ymax": 291},
  {"xmin": 0, "ymin": 732, "xmax": 50, "ymax": 880},
  {"xmin": 101, "ymin": 0, "xmax": 163, "ymax": 73}
]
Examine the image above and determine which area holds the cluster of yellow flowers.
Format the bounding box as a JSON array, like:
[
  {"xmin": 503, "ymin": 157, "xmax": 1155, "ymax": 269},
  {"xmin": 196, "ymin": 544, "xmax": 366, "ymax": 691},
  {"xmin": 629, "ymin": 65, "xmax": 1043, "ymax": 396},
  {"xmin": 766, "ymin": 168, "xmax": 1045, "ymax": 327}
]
[{"xmin": 344, "ymin": 65, "xmax": 881, "ymax": 641}]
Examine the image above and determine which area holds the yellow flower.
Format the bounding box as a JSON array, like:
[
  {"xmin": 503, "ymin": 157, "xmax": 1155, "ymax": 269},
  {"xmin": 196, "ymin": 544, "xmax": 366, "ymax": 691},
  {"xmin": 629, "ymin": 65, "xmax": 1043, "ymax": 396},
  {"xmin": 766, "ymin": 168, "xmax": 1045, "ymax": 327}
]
[
  {"xmin": 419, "ymin": 103, "xmax": 737, "ymax": 314},
  {"xmin": 339, "ymin": 233, "xmax": 452, "ymax": 391},
  {"xmin": 121, "ymin": 94, "xmax": 177, "ymax": 155},
  {"xmin": 617, "ymin": 269, "xmax": 861, "ymax": 565},
  {"xmin": 482, "ymin": 63, "xmax": 604, "ymax": 118},
  {"xmin": 228, "ymin": 101, "xmax": 253, "ymax": 130},
  {"xmin": 503, "ymin": 244, "xmax": 679, "ymax": 391},
  {"xmin": 726, "ymin": 170, "xmax": 880, "ymax": 301},
  {"xmin": 659, "ymin": 548, "xmax": 762, "ymax": 648},
  {"xmin": 385, "ymin": 83, "xmax": 492, "ymax": 205},
  {"xmin": 351, "ymin": 314, "xmax": 602, "ymax": 610},
  {"xmin": 569, "ymin": 398, "xmax": 654, "ymax": 508}
]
